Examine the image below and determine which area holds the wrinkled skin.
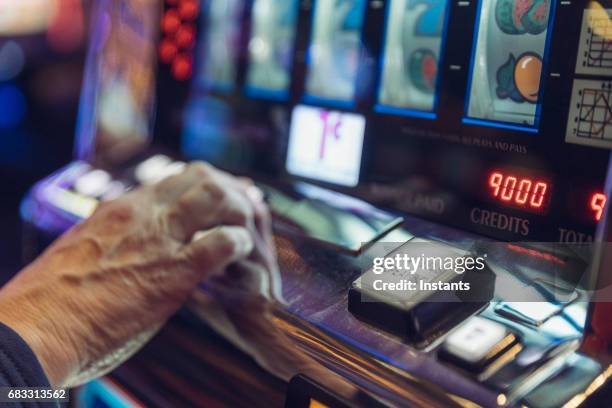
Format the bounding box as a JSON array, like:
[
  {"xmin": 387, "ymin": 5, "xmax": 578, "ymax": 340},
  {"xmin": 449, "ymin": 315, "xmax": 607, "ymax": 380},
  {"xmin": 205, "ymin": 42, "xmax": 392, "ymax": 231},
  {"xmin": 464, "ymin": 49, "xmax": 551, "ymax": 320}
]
[
  {"xmin": 0, "ymin": 161, "xmax": 359, "ymax": 401},
  {"xmin": 0, "ymin": 162, "xmax": 267, "ymax": 387}
]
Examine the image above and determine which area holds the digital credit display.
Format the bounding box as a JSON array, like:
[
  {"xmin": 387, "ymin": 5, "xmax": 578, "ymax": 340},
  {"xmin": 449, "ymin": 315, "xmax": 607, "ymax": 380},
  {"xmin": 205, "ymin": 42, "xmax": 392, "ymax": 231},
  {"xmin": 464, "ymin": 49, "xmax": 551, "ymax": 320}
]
[
  {"xmin": 487, "ymin": 170, "xmax": 551, "ymax": 213},
  {"xmin": 591, "ymin": 193, "xmax": 608, "ymax": 222}
]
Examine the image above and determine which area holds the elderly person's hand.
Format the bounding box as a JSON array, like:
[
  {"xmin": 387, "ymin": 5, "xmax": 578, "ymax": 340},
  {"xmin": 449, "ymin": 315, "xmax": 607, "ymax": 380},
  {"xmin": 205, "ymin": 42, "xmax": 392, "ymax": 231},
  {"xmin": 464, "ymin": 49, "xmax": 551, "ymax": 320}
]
[{"xmin": 0, "ymin": 162, "xmax": 277, "ymax": 388}]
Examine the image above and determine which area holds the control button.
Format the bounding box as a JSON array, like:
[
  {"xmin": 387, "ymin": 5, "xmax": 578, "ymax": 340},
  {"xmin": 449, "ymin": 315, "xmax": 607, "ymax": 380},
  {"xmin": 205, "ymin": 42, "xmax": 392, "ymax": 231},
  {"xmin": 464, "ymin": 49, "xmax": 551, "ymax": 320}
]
[
  {"xmin": 159, "ymin": 161, "xmax": 186, "ymax": 179},
  {"xmin": 494, "ymin": 280, "xmax": 578, "ymax": 327},
  {"xmin": 348, "ymin": 239, "xmax": 496, "ymax": 344},
  {"xmin": 495, "ymin": 301, "xmax": 562, "ymax": 327},
  {"xmin": 439, "ymin": 317, "xmax": 519, "ymax": 375},
  {"xmin": 264, "ymin": 181, "xmax": 404, "ymax": 255},
  {"xmin": 101, "ymin": 180, "xmax": 127, "ymax": 201},
  {"xmin": 135, "ymin": 154, "xmax": 172, "ymax": 184},
  {"xmin": 73, "ymin": 169, "xmax": 112, "ymax": 198}
]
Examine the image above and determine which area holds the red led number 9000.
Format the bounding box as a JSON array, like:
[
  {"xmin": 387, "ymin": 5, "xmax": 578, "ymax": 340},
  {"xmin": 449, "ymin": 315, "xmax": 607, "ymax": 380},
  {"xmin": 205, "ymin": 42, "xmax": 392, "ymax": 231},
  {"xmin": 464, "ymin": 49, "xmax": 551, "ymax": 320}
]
[{"xmin": 489, "ymin": 172, "xmax": 549, "ymax": 210}]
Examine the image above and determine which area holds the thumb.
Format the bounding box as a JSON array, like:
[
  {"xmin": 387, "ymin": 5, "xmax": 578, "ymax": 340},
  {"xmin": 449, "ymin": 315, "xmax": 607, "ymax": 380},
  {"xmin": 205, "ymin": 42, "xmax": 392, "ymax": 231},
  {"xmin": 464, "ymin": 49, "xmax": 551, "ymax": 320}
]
[{"xmin": 183, "ymin": 226, "xmax": 254, "ymax": 280}]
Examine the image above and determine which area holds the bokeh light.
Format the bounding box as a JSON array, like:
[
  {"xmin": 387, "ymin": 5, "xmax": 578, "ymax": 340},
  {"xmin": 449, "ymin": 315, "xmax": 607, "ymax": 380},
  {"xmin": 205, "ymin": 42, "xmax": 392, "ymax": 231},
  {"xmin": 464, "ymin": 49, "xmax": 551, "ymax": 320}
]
[
  {"xmin": 0, "ymin": 41, "xmax": 25, "ymax": 81},
  {"xmin": 47, "ymin": 0, "xmax": 85, "ymax": 52},
  {"xmin": 0, "ymin": 0, "xmax": 57, "ymax": 35},
  {"xmin": 0, "ymin": 84, "xmax": 27, "ymax": 129}
]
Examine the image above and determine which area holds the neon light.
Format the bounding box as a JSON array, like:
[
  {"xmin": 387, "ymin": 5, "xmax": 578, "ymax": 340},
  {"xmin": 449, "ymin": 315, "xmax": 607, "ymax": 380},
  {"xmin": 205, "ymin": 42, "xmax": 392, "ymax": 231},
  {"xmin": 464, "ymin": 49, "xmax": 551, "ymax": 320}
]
[
  {"xmin": 506, "ymin": 244, "xmax": 566, "ymax": 266},
  {"xmin": 488, "ymin": 171, "xmax": 549, "ymax": 210},
  {"xmin": 591, "ymin": 193, "xmax": 607, "ymax": 222}
]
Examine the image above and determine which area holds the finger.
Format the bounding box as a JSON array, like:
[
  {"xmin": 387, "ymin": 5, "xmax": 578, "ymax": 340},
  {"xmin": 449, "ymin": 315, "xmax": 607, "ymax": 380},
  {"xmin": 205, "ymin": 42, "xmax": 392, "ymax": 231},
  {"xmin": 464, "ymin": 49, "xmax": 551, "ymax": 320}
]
[
  {"xmin": 251, "ymin": 196, "xmax": 274, "ymax": 251},
  {"xmin": 166, "ymin": 180, "xmax": 255, "ymax": 242},
  {"xmin": 234, "ymin": 182, "xmax": 280, "ymax": 301},
  {"xmin": 215, "ymin": 175, "xmax": 270, "ymax": 242},
  {"xmin": 154, "ymin": 161, "xmax": 214, "ymax": 203},
  {"xmin": 183, "ymin": 226, "xmax": 254, "ymax": 280}
]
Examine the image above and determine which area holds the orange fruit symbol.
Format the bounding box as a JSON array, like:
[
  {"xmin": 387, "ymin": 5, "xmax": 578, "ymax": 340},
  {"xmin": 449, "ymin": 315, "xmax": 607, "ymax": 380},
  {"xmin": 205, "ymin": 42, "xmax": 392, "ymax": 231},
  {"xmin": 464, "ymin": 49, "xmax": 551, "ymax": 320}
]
[{"xmin": 513, "ymin": 53, "xmax": 542, "ymax": 103}]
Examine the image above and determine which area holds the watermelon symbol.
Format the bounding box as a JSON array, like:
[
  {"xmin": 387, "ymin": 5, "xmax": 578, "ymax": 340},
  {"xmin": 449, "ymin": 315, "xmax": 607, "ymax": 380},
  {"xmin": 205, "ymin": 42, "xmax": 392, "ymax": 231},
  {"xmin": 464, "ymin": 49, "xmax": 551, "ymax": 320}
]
[
  {"xmin": 409, "ymin": 49, "xmax": 437, "ymax": 93},
  {"xmin": 495, "ymin": 0, "xmax": 549, "ymax": 35}
]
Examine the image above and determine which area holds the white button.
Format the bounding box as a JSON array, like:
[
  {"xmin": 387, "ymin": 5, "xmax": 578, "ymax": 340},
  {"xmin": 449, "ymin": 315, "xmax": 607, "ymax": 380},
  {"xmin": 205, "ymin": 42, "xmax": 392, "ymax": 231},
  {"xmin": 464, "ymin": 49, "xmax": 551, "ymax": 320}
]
[
  {"xmin": 74, "ymin": 169, "xmax": 112, "ymax": 197},
  {"xmin": 135, "ymin": 155, "xmax": 172, "ymax": 184},
  {"xmin": 157, "ymin": 161, "xmax": 186, "ymax": 180},
  {"xmin": 442, "ymin": 317, "xmax": 508, "ymax": 364},
  {"xmin": 101, "ymin": 180, "xmax": 126, "ymax": 200}
]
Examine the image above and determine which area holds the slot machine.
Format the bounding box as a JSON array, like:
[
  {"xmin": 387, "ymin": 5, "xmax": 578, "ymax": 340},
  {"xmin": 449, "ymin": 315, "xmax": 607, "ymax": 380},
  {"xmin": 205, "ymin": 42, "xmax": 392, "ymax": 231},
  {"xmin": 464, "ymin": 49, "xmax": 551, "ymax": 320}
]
[{"xmin": 21, "ymin": 0, "xmax": 612, "ymax": 406}]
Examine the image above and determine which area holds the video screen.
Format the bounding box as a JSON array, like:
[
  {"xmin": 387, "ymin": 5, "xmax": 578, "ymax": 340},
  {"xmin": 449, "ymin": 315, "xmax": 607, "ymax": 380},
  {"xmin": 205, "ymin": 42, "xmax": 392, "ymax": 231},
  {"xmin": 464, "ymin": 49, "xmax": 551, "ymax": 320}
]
[
  {"xmin": 464, "ymin": 0, "xmax": 553, "ymax": 129},
  {"xmin": 286, "ymin": 105, "xmax": 365, "ymax": 186},
  {"xmin": 304, "ymin": 0, "xmax": 367, "ymax": 105},
  {"xmin": 75, "ymin": 0, "xmax": 159, "ymax": 167},
  {"xmin": 198, "ymin": 0, "xmax": 244, "ymax": 91},
  {"xmin": 245, "ymin": 0, "xmax": 300, "ymax": 99},
  {"xmin": 376, "ymin": 0, "xmax": 449, "ymax": 116}
]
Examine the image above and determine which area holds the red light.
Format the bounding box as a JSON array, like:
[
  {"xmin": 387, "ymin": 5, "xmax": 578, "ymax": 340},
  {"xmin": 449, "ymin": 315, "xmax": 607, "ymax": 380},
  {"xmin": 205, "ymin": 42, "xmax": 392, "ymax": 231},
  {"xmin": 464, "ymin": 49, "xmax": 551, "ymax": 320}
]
[
  {"xmin": 179, "ymin": 0, "xmax": 200, "ymax": 21},
  {"xmin": 159, "ymin": 39, "xmax": 178, "ymax": 64},
  {"xmin": 489, "ymin": 172, "xmax": 503, "ymax": 196},
  {"xmin": 488, "ymin": 171, "xmax": 549, "ymax": 211},
  {"xmin": 175, "ymin": 24, "xmax": 195, "ymax": 49},
  {"xmin": 515, "ymin": 179, "xmax": 532, "ymax": 204},
  {"xmin": 172, "ymin": 53, "xmax": 193, "ymax": 80},
  {"xmin": 500, "ymin": 176, "xmax": 517, "ymax": 201},
  {"xmin": 590, "ymin": 193, "xmax": 607, "ymax": 221},
  {"xmin": 161, "ymin": 10, "xmax": 181, "ymax": 35},
  {"xmin": 531, "ymin": 182, "xmax": 547, "ymax": 208},
  {"xmin": 506, "ymin": 244, "xmax": 566, "ymax": 266}
]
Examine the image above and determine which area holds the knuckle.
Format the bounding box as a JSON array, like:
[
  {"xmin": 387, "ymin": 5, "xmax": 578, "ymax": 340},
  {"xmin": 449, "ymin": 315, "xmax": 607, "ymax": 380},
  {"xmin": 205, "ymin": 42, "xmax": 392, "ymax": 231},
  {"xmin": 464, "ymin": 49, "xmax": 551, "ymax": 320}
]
[
  {"xmin": 153, "ymin": 176, "xmax": 175, "ymax": 195},
  {"xmin": 176, "ymin": 193, "xmax": 195, "ymax": 213},
  {"xmin": 188, "ymin": 161, "xmax": 213, "ymax": 179},
  {"xmin": 104, "ymin": 200, "xmax": 135, "ymax": 224},
  {"xmin": 201, "ymin": 179, "xmax": 226, "ymax": 202},
  {"xmin": 227, "ymin": 204, "xmax": 252, "ymax": 226},
  {"xmin": 188, "ymin": 242, "xmax": 212, "ymax": 266},
  {"xmin": 164, "ymin": 206, "xmax": 183, "ymax": 229}
]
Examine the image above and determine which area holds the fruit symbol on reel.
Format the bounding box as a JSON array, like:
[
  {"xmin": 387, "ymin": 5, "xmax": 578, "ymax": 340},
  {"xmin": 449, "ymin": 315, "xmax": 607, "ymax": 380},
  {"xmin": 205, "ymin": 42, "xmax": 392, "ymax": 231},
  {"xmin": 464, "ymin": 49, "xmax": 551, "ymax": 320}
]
[
  {"xmin": 496, "ymin": 51, "xmax": 543, "ymax": 103},
  {"xmin": 495, "ymin": 0, "xmax": 549, "ymax": 35}
]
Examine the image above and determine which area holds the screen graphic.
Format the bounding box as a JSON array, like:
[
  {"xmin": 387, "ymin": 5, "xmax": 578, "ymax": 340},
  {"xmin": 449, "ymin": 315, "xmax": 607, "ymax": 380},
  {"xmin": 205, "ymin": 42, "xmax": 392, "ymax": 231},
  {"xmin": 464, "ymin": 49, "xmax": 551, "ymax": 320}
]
[
  {"xmin": 575, "ymin": 7, "xmax": 612, "ymax": 76},
  {"xmin": 566, "ymin": 79, "xmax": 612, "ymax": 149},
  {"xmin": 286, "ymin": 105, "xmax": 365, "ymax": 186}
]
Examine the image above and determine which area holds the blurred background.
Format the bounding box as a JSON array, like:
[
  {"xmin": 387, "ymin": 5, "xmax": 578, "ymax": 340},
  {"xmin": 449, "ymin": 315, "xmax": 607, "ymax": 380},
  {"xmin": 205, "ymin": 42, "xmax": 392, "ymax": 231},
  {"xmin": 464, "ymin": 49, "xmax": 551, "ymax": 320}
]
[{"xmin": 0, "ymin": 0, "xmax": 87, "ymax": 283}]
